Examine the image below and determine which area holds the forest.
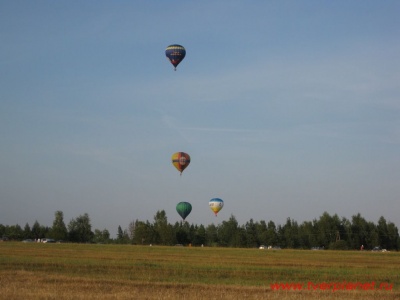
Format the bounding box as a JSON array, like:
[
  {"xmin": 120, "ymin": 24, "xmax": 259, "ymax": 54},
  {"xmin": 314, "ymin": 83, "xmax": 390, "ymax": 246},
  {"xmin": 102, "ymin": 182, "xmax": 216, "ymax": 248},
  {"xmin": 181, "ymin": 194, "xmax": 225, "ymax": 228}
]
[{"xmin": 1, "ymin": 210, "xmax": 399, "ymax": 250}]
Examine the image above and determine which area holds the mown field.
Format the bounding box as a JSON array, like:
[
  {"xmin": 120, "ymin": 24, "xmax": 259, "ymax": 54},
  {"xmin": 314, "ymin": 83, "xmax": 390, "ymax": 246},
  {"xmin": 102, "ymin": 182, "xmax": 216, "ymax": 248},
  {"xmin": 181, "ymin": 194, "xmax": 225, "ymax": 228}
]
[{"xmin": 0, "ymin": 242, "xmax": 399, "ymax": 299}]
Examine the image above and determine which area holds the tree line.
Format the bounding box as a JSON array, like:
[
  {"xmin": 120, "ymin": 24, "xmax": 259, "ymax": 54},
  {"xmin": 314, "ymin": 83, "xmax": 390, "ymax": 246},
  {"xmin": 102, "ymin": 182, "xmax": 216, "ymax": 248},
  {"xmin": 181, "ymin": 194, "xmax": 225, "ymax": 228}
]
[{"xmin": 1, "ymin": 210, "xmax": 399, "ymax": 250}]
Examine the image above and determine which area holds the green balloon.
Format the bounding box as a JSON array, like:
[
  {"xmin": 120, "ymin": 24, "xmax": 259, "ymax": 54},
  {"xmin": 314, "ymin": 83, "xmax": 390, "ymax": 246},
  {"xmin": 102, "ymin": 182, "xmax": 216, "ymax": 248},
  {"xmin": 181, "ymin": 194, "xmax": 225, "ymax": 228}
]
[{"xmin": 176, "ymin": 202, "xmax": 192, "ymax": 221}]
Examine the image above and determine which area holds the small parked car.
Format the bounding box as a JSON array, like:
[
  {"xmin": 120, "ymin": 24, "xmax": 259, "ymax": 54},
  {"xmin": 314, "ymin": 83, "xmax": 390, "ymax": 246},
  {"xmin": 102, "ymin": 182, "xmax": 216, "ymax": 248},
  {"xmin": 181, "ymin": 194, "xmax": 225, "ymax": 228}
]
[
  {"xmin": 311, "ymin": 247, "xmax": 324, "ymax": 250},
  {"xmin": 42, "ymin": 238, "xmax": 56, "ymax": 243},
  {"xmin": 268, "ymin": 246, "xmax": 281, "ymax": 250}
]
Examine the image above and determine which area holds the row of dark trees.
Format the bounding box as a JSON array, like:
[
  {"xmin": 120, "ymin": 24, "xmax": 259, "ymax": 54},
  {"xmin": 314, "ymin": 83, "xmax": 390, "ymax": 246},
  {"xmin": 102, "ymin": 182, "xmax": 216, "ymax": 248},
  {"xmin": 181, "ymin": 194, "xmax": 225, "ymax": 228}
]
[
  {"xmin": 1, "ymin": 211, "xmax": 399, "ymax": 250},
  {"xmin": 0, "ymin": 211, "xmax": 105, "ymax": 243},
  {"xmin": 128, "ymin": 211, "xmax": 400, "ymax": 250}
]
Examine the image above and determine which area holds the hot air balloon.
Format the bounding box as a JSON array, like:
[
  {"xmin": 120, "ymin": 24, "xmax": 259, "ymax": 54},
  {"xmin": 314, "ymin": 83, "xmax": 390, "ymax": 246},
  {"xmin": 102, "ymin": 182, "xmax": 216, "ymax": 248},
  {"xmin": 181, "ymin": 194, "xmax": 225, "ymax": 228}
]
[
  {"xmin": 171, "ymin": 152, "xmax": 190, "ymax": 175},
  {"xmin": 176, "ymin": 202, "xmax": 192, "ymax": 221},
  {"xmin": 209, "ymin": 198, "xmax": 224, "ymax": 216},
  {"xmin": 165, "ymin": 44, "xmax": 186, "ymax": 70}
]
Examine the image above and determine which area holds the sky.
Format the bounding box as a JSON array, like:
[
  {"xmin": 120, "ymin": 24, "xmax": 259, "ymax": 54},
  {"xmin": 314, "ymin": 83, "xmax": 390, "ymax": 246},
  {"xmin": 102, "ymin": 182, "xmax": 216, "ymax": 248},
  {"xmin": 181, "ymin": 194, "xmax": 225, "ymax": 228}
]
[{"xmin": 1, "ymin": 1, "xmax": 399, "ymax": 237}]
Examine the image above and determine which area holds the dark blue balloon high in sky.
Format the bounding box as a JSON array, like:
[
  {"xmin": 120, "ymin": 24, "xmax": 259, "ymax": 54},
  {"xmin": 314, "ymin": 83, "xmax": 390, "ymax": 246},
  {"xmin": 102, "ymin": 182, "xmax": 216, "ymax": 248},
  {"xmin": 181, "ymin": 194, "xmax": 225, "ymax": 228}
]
[{"xmin": 165, "ymin": 44, "xmax": 186, "ymax": 70}]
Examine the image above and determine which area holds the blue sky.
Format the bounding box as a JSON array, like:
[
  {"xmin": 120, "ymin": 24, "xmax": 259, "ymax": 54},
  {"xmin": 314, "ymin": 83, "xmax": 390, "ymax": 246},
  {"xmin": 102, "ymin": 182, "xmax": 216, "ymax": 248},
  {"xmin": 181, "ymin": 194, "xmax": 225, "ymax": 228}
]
[{"xmin": 1, "ymin": 1, "xmax": 399, "ymax": 237}]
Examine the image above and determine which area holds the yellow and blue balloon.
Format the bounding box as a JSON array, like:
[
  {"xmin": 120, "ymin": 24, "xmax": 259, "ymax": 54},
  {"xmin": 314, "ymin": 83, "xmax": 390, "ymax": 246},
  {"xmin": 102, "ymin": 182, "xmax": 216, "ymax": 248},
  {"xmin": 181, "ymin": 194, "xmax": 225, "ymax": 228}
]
[{"xmin": 209, "ymin": 198, "xmax": 224, "ymax": 216}]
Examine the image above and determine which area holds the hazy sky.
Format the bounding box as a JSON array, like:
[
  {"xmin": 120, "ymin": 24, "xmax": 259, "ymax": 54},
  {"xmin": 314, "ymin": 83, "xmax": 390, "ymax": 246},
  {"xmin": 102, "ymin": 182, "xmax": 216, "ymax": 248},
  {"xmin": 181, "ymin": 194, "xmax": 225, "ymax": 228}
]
[{"xmin": 1, "ymin": 1, "xmax": 399, "ymax": 237}]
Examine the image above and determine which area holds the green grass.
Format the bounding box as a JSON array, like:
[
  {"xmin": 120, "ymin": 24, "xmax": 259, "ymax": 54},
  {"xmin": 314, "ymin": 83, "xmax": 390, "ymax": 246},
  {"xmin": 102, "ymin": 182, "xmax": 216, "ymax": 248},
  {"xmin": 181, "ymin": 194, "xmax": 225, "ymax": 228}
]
[{"xmin": 0, "ymin": 242, "xmax": 399, "ymax": 299}]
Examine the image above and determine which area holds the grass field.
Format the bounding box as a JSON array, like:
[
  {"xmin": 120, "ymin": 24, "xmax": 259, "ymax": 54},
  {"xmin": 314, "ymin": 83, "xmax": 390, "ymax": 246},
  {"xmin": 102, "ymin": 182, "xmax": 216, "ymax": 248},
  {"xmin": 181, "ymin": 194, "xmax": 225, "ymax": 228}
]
[{"xmin": 1, "ymin": 242, "xmax": 399, "ymax": 299}]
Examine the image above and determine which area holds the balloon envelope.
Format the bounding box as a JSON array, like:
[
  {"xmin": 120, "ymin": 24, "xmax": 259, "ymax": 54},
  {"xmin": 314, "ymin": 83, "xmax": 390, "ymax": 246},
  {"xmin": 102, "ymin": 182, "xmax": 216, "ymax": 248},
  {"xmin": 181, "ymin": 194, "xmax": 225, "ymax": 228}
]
[
  {"xmin": 176, "ymin": 202, "xmax": 192, "ymax": 221},
  {"xmin": 171, "ymin": 152, "xmax": 191, "ymax": 175},
  {"xmin": 209, "ymin": 198, "xmax": 224, "ymax": 216},
  {"xmin": 165, "ymin": 44, "xmax": 186, "ymax": 70}
]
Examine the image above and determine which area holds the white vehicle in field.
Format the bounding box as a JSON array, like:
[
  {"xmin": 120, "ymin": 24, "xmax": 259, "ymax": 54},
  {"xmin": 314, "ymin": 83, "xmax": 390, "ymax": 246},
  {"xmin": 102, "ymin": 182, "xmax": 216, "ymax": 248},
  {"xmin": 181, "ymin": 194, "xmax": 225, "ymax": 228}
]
[{"xmin": 42, "ymin": 238, "xmax": 56, "ymax": 243}]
